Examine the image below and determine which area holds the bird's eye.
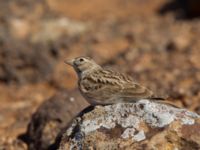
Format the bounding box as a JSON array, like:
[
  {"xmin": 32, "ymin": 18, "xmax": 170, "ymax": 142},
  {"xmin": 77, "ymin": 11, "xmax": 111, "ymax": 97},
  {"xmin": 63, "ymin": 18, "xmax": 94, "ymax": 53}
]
[{"xmin": 79, "ymin": 58, "xmax": 84, "ymax": 62}]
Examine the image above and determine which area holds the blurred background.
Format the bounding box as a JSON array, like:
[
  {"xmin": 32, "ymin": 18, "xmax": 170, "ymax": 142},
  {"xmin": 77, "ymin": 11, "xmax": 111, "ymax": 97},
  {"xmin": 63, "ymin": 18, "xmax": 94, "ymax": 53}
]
[{"xmin": 0, "ymin": 0, "xmax": 199, "ymax": 149}]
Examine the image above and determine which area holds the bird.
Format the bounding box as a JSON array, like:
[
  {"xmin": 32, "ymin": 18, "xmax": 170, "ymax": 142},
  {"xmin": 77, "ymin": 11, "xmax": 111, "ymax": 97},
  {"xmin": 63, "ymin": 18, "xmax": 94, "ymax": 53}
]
[{"xmin": 65, "ymin": 56, "xmax": 165, "ymax": 105}]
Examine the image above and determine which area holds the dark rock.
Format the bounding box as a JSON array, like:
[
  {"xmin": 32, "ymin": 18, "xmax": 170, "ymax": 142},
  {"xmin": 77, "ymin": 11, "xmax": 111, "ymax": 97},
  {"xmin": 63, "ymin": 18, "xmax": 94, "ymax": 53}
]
[{"xmin": 21, "ymin": 90, "xmax": 88, "ymax": 150}]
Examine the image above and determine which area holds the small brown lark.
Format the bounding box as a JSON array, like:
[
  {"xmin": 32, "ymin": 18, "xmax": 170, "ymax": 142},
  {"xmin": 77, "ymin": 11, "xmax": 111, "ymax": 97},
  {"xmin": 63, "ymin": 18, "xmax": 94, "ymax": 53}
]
[{"xmin": 65, "ymin": 56, "xmax": 164, "ymax": 105}]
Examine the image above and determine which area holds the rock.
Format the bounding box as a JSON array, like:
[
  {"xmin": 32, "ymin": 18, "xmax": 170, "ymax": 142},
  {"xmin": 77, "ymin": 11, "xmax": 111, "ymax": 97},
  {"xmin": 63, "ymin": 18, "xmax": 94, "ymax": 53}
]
[
  {"xmin": 0, "ymin": 138, "xmax": 27, "ymax": 150},
  {"xmin": 31, "ymin": 17, "xmax": 88, "ymax": 44},
  {"xmin": 58, "ymin": 100, "xmax": 200, "ymax": 150},
  {"xmin": 22, "ymin": 90, "xmax": 88, "ymax": 150},
  {"xmin": 0, "ymin": 40, "xmax": 57, "ymax": 84}
]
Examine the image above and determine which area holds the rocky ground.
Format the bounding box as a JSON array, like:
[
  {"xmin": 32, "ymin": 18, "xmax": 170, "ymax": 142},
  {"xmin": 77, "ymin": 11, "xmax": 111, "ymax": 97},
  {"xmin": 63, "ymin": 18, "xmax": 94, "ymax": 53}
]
[{"xmin": 0, "ymin": 0, "xmax": 199, "ymax": 149}]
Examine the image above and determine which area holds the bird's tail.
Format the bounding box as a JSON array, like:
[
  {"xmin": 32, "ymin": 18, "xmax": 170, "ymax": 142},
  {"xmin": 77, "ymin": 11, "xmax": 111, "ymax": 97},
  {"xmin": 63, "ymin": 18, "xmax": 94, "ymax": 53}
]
[
  {"xmin": 149, "ymin": 98, "xmax": 179, "ymax": 108},
  {"xmin": 124, "ymin": 97, "xmax": 179, "ymax": 108}
]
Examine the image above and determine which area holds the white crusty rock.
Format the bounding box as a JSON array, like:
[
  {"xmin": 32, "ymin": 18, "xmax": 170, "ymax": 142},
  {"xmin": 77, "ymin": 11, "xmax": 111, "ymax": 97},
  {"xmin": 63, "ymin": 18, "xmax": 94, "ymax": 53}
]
[{"xmin": 59, "ymin": 100, "xmax": 200, "ymax": 150}]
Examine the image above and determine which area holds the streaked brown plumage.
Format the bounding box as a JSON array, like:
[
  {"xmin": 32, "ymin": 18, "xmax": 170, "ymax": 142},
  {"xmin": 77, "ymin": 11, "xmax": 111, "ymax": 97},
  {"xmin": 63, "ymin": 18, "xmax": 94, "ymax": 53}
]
[{"xmin": 65, "ymin": 56, "xmax": 163, "ymax": 105}]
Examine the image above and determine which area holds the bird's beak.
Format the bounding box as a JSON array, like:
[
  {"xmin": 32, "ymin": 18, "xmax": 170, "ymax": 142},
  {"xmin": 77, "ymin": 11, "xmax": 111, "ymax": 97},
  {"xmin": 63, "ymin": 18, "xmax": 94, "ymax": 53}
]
[{"xmin": 64, "ymin": 59, "xmax": 74, "ymax": 66}]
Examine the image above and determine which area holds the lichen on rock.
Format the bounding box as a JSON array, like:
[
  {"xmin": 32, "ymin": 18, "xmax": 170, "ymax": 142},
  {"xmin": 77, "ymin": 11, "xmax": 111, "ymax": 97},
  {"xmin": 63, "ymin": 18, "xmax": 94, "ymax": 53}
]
[{"xmin": 59, "ymin": 100, "xmax": 200, "ymax": 150}]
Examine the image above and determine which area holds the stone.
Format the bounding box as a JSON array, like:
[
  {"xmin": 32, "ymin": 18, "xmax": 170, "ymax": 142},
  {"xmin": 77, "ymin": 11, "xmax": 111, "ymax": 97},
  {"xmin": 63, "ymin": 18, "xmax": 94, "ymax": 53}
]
[
  {"xmin": 22, "ymin": 90, "xmax": 88, "ymax": 150},
  {"xmin": 58, "ymin": 100, "xmax": 200, "ymax": 150}
]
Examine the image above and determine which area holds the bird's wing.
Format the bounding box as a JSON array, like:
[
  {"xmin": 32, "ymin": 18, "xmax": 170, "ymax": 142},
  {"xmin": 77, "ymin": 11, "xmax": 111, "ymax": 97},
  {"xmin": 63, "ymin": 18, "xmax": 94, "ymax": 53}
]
[
  {"xmin": 100, "ymin": 70, "xmax": 154, "ymax": 99},
  {"xmin": 116, "ymin": 82, "xmax": 154, "ymax": 100},
  {"xmin": 80, "ymin": 73, "xmax": 121, "ymax": 96},
  {"xmin": 81, "ymin": 70, "xmax": 154, "ymax": 101}
]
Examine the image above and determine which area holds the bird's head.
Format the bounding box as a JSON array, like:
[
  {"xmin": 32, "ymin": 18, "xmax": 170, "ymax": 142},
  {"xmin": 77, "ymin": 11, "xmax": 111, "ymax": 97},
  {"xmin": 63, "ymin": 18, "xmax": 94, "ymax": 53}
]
[{"xmin": 65, "ymin": 56, "xmax": 101, "ymax": 75}]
